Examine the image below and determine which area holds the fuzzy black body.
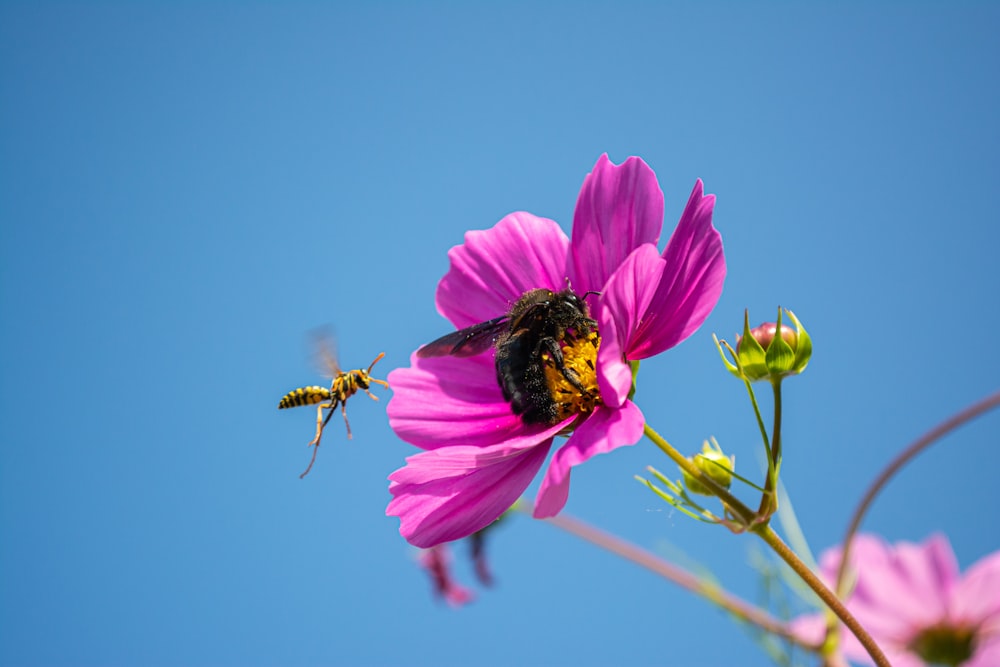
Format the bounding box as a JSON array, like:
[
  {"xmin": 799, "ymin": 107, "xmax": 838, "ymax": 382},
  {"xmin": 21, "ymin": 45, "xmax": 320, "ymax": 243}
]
[{"xmin": 418, "ymin": 288, "xmax": 597, "ymax": 424}]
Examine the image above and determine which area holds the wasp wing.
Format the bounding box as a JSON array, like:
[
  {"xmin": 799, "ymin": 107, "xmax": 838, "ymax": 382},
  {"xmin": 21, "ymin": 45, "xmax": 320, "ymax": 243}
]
[
  {"xmin": 305, "ymin": 327, "xmax": 344, "ymax": 378},
  {"xmin": 417, "ymin": 316, "xmax": 509, "ymax": 358}
]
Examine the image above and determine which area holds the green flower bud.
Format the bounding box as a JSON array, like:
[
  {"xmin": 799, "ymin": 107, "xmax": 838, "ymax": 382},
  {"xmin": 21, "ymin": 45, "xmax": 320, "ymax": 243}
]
[
  {"xmin": 714, "ymin": 308, "xmax": 812, "ymax": 383},
  {"xmin": 681, "ymin": 438, "xmax": 734, "ymax": 496}
]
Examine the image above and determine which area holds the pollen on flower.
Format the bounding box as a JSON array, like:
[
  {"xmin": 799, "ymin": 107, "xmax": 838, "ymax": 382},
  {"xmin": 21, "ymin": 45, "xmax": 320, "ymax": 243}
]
[{"xmin": 541, "ymin": 329, "xmax": 601, "ymax": 422}]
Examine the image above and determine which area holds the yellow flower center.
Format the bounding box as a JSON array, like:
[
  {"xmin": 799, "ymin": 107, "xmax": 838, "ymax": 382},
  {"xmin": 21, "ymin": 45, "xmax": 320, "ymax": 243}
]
[{"xmin": 541, "ymin": 329, "xmax": 602, "ymax": 422}]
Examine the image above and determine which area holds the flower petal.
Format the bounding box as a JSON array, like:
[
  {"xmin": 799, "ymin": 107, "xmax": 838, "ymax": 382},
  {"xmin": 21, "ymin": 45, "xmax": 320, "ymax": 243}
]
[
  {"xmin": 387, "ymin": 352, "xmax": 564, "ymax": 450},
  {"xmin": 950, "ymin": 547, "xmax": 1000, "ymax": 623},
  {"xmin": 628, "ymin": 179, "xmax": 725, "ymax": 359},
  {"xmin": 387, "ymin": 439, "xmax": 555, "ymax": 548},
  {"xmin": 568, "ymin": 154, "xmax": 664, "ymax": 294},
  {"xmin": 533, "ymin": 401, "xmax": 645, "ymax": 518},
  {"xmin": 821, "ymin": 535, "xmax": 959, "ymax": 641},
  {"xmin": 596, "ymin": 244, "xmax": 666, "ymax": 408},
  {"xmin": 436, "ymin": 212, "xmax": 571, "ymax": 329},
  {"xmin": 968, "ymin": 639, "xmax": 1000, "ymax": 667}
]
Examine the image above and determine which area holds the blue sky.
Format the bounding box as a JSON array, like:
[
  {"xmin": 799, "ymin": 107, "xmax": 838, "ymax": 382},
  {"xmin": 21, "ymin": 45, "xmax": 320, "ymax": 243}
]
[{"xmin": 2, "ymin": 3, "xmax": 998, "ymax": 666}]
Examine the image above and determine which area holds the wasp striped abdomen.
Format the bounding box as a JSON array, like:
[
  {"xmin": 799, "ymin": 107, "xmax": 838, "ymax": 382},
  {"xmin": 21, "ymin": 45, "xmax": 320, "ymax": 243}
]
[{"xmin": 278, "ymin": 386, "xmax": 333, "ymax": 409}]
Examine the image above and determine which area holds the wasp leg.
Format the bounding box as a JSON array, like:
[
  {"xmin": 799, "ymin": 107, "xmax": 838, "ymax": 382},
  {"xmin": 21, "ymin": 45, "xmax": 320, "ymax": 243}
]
[
  {"xmin": 339, "ymin": 400, "xmax": 353, "ymax": 440},
  {"xmin": 361, "ymin": 378, "xmax": 390, "ymax": 401},
  {"xmin": 300, "ymin": 401, "xmax": 334, "ymax": 479}
]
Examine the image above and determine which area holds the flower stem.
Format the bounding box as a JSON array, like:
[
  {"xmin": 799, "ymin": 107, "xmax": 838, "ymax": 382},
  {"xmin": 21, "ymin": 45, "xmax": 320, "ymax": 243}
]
[
  {"xmin": 744, "ymin": 377, "xmax": 771, "ymax": 460},
  {"xmin": 643, "ymin": 423, "xmax": 756, "ymax": 525},
  {"xmin": 754, "ymin": 525, "xmax": 891, "ymax": 667},
  {"xmin": 833, "ymin": 387, "xmax": 1000, "ymax": 598},
  {"xmin": 757, "ymin": 380, "xmax": 783, "ymax": 518},
  {"xmin": 516, "ymin": 500, "xmax": 818, "ymax": 650}
]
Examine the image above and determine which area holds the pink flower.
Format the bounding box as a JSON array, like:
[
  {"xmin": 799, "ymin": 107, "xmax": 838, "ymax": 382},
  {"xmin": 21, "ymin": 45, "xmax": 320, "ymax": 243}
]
[
  {"xmin": 386, "ymin": 154, "xmax": 726, "ymax": 548},
  {"xmin": 794, "ymin": 534, "xmax": 1000, "ymax": 667},
  {"xmin": 419, "ymin": 545, "xmax": 474, "ymax": 607}
]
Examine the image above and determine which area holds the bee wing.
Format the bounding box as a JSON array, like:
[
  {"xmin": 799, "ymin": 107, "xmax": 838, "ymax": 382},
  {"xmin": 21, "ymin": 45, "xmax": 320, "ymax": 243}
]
[{"xmin": 417, "ymin": 317, "xmax": 509, "ymax": 358}]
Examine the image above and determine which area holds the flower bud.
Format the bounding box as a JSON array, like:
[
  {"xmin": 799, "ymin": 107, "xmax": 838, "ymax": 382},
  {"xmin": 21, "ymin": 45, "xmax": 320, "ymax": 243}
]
[
  {"xmin": 714, "ymin": 308, "xmax": 812, "ymax": 383},
  {"xmin": 681, "ymin": 438, "xmax": 734, "ymax": 496},
  {"xmin": 741, "ymin": 322, "xmax": 797, "ymax": 352}
]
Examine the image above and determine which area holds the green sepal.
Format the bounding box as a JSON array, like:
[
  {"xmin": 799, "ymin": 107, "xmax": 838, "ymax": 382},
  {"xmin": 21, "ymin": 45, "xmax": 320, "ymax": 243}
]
[
  {"xmin": 764, "ymin": 308, "xmax": 796, "ymax": 377},
  {"xmin": 784, "ymin": 309, "xmax": 812, "ymax": 374},
  {"xmin": 712, "ymin": 334, "xmax": 741, "ymax": 376},
  {"xmin": 737, "ymin": 309, "xmax": 770, "ymax": 381},
  {"xmin": 627, "ymin": 360, "xmax": 640, "ymax": 401}
]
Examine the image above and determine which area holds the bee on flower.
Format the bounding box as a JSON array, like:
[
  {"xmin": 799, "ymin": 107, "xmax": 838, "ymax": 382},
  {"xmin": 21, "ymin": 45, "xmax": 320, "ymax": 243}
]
[{"xmin": 386, "ymin": 154, "xmax": 726, "ymax": 548}]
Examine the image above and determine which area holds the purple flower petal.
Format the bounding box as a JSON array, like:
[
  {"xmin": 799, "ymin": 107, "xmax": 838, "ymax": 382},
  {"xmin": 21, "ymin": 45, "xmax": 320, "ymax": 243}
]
[
  {"xmin": 595, "ymin": 244, "xmax": 666, "ymax": 408},
  {"xmin": 628, "ymin": 179, "xmax": 725, "ymax": 359},
  {"xmin": 387, "ymin": 437, "xmax": 559, "ymax": 548},
  {"xmin": 568, "ymin": 154, "xmax": 664, "ymax": 294},
  {"xmin": 436, "ymin": 212, "xmax": 571, "ymax": 329},
  {"xmin": 387, "ymin": 353, "xmax": 562, "ymax": 450},
  {"xmin": 533, "ymin": 402, "xmax": 645, "ymax": 518}
]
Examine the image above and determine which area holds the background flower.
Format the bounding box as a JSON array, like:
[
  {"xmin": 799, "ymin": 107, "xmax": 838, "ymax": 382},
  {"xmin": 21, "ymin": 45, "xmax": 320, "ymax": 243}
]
[{"xmin": 794, "ymin": 534, "xmax": 1000, "ymax": 667}]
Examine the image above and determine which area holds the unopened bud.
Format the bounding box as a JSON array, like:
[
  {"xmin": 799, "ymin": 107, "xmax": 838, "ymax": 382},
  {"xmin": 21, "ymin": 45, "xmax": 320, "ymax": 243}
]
[
  {"xmin": 740, "ymin": 322, "xmax": 797, "ymax": 353},
  {"xmin": 714, "ymin": 308, "xmax": 812, "ymax": 383},
  {"xmin": 681, "ymin": 438, "xmax": 734, "ymax": 496}
]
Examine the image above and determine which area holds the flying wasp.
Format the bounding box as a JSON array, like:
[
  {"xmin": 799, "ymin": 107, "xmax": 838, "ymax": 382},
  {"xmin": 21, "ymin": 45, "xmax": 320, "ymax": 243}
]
[
  {"xmin": 417, "ymin": 287, "xmax": 599, "ymax": 425},
  {"xmin": 278, "ymin": 343, "xmax": 389, "ymax": 478}
]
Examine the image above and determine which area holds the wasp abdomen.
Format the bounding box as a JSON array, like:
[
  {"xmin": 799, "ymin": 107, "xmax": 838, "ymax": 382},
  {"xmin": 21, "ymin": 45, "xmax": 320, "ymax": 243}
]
[{"xmin": 278, "ymin": 386, "xmax": 333, "ymax": 409}]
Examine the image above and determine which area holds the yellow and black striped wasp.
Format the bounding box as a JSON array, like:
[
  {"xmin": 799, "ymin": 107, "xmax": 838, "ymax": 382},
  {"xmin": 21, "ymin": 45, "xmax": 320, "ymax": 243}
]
[{"xmin": 278, "ymin": 338, "xmax": 389, "ymax": 478}]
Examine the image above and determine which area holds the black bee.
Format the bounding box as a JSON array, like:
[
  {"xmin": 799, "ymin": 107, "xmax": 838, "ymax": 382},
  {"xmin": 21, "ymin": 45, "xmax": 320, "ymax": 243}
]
[{"xmin": 417, "ymin": 288, "xmax": 598, "ymax": 425}]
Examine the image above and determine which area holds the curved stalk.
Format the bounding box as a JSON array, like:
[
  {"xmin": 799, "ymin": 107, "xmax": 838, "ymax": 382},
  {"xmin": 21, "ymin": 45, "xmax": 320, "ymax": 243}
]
[
  {"xmin": 516, "ymin": 501, "xmax": 818, "ymax": 650},
  {"xmin": 834, "ymin": 388, "xmax": 1000, "ymax": 597}
]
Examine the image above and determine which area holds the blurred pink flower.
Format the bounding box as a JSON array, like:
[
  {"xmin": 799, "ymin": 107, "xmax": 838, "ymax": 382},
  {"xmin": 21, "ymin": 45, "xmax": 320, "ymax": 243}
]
[
  {"xmin": 794, "ymin": 534, "xmax": 1000, "ymax": 667},
  {"xmin": 387, "ymin": 154, "xmax": 726, "ymax": 548},
  {"xmin": 419, "ymin": 545, "xmax": 474, "ymax": 607}
]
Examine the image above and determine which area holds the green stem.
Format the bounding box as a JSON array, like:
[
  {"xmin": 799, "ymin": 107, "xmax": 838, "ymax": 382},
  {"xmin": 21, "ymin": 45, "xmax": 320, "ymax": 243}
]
[
  {"xmin": 516, "ymin": 501, "xmax": 819, "ymax": 651},
  {"xmin": 744, "ymin": 377, "xmax": 772, "ymax": 460},
  {"xmin": 757, "ymin": 380, "xmax": 783, "ymax": 517},
  {"xmin": 643, "ymin": 423, "xmax": 756, "ymax": 526},
  {"xmin": 755, "ymin": 525, "xmax": 891, "ymax": 667},
  {"xmin": 833, "ymin": 388, "xmax": 1000, "ymax": 598}
]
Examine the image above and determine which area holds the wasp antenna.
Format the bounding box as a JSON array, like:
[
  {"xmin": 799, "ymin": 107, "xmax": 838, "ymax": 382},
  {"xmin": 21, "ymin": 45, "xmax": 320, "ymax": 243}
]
[{"xmin": 366, "ymin": 352, "xmax": 386, "ymax": 374}]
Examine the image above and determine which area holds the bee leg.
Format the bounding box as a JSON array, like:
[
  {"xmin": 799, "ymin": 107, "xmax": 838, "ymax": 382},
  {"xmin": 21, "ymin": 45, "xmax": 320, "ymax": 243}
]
[{"xmin": 539, "ymin": 337, "xmax": 588, "ymax": 394}]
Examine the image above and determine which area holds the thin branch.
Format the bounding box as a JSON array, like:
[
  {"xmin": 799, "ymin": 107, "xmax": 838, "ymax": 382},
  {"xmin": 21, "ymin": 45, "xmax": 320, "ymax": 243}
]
[
  {"xmin": 516, "ymin": 501, "xmax": 817, "ymax": 650},
  {"xmin": 835, "ymin": 388, "xmax": 1000, "ymax": 596}
]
